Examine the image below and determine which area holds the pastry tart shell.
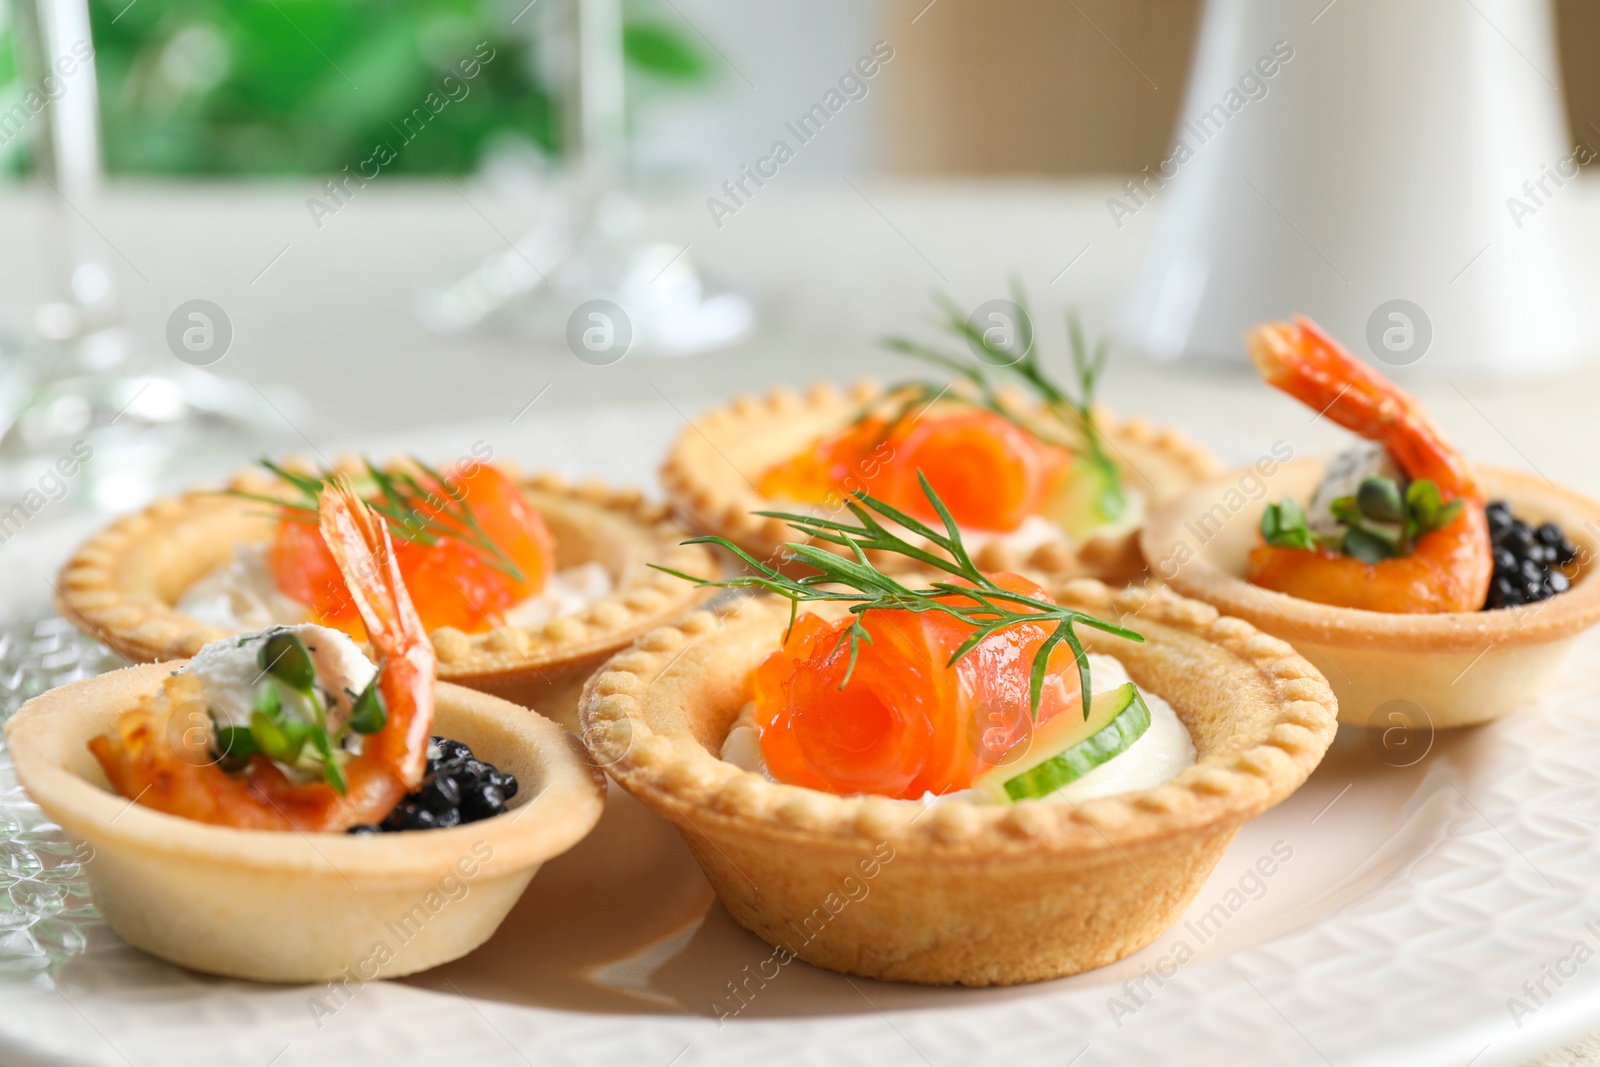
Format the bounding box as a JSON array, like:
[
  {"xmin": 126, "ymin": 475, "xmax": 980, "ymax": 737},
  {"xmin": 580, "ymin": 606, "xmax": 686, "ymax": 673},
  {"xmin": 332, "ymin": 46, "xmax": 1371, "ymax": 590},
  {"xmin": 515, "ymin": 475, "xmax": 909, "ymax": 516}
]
[
  {"xmin": 576, "ymin": 581, "xmax": 1337, "ymax": 986},
  {"xmin": 659, "ymin": 381, "xmax": 1220, "ymax": 586},
  {"xmin": 54, "ymin": 464, "xmax": 720, "ymax": 730},
  {"xmin": 4, "ymin": 669, "xmax": 605, "ymax": 983},
  {"xmin": 1141, "ymin": 459, "xmax": 1600, "ymax": 728}
]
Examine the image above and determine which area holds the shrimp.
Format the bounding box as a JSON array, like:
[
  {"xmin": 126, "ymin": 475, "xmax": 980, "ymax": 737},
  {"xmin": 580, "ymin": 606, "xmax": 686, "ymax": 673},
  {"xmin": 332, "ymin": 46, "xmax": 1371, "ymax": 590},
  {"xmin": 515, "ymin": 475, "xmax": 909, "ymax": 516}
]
[
  {"xmin": 1244, "ymin": 316, "xmax": 1492, "ymax": 613},
  {"xmin": 89, "ymin": 479, "xmax": 437, "ymax": 831}
]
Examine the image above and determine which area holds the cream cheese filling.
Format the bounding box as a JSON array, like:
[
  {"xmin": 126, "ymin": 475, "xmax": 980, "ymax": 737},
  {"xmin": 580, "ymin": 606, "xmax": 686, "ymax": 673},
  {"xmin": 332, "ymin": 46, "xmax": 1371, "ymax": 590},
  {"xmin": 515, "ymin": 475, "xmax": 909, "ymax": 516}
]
[
  {"xmin": 176, "ymin": 545, "xmax": 613, "ymax": 633},
  {"xmin": 720, "ymin": 652, "xmax": 1194, "ymax": 805},
  {"xmin": 182, "ymin": 623, "xmax": 377, "ymax": 778},
  {"xmin": 186, "ymin": 623, "xmax": 375, "ymax": 733},
  {"xmin": 1306, "ymin": 442, "xmax": 1404, "ymax": 538}
]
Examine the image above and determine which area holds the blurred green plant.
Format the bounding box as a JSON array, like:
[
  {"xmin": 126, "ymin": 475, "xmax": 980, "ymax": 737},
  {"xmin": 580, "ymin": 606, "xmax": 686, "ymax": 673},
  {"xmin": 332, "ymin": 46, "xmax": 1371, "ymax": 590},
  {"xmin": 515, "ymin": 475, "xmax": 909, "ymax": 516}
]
[{"xmin": 0, "ymin": 0, "xmax": 707, "ymax": 176}]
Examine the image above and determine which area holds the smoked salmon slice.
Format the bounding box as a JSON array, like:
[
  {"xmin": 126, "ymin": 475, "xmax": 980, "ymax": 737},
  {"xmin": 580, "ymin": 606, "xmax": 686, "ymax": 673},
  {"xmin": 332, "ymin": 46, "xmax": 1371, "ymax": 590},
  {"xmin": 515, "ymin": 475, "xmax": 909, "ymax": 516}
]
[
  {"xmin": 271, "ymin": 463, "xmax": 554, "ymax": 636},
  {"xmin": 751, "ymin": 572, "xmax": 1084, "ymax": 798},
  {"xmin": 759, "ymin": 408, "xmax": 1068, "ymax": 533}
]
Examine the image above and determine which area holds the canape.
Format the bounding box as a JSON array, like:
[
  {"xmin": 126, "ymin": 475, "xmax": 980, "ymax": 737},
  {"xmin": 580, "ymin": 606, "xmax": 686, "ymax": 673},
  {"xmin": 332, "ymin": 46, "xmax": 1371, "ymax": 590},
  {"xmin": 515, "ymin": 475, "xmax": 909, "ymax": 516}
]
[
  {"xmin": 661, "ymin": 303, "xmax": 1217, "ymax": 585},
  {"xmin": 54, "ymin": 456, "xmax": 718, "ymax": 728},
  {"xmin": 6, "ymin": 484, "xmax": 605, "ymax": 982},
  {"xmin": 1145, "ymin": 459, "xmax": 1600, "ymax": 729},
  {"xmin": 1142, "ymin": 317, "xmax": 1600, "ymax": 728},
  {"xmin": 577, "ymin": 483, "xmax": 1337, "ymax": 986}
]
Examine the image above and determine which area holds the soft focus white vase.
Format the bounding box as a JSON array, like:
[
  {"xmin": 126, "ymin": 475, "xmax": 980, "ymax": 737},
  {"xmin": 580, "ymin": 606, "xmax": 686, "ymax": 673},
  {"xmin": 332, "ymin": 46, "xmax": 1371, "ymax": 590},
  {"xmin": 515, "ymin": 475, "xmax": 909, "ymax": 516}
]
[{"xmin": 1120, "ymin": 0, "xmax": 1598, "ymax": 376}]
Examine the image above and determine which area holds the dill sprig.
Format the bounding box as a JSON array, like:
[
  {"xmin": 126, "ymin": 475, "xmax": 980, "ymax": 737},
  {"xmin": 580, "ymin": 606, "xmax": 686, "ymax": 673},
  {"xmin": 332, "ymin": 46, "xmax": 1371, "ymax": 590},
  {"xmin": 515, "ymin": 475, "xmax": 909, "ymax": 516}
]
[
  {"xmin": 654, "ymin": 473, "xmax": 1142, "ymax": 720},
  {"xmin": 880, "ymin": 285, "xmax": 1126, "ymax": 522},
  {"xmin": 227, "ymin": 457, "xmax": 526, "ymax": 584}
]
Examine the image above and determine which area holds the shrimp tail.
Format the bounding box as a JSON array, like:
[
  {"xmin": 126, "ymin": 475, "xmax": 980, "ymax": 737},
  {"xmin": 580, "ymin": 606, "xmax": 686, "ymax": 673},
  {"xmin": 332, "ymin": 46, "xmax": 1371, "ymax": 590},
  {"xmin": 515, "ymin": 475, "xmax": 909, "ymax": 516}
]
[
  {"xmin": 1246, "ymin": 316, "xmax": 1478, "ymax": 500},
  {"xmin": 1244, "ymin": 316, "xmax": 1492, "ymax": 613},
  {"xmin": 317, "ymin": 478, "xmax": 436, "ymax": 788},
  {"xmin": 316, "ymin": 477, "xmax": 422, "ymax": 649}
]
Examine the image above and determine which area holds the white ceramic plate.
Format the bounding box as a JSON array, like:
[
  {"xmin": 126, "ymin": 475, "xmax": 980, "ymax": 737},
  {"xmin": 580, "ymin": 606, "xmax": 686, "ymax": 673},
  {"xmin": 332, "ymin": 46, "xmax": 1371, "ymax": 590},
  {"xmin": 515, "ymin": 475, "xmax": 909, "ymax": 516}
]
[{"xmin": 1, "ymin": 410, "xmax": 1597, "ymax": 1067}]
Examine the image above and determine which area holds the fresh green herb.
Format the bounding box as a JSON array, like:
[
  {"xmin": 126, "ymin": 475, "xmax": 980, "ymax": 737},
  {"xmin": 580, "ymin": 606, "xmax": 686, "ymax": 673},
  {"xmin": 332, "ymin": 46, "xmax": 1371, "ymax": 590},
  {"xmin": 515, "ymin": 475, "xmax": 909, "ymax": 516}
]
[
  {"xmin": 312, "ymin": 728, "xmax": 346, "ymax": 795},
  {"xmin": 252, "ymin": 679, "xmax": 283, "ymax": 720},
  {"xmin": 1357, "ymin": 478, "xmax": 1406, "ymax": 524},
  {"xmin": 653, "ymin": 473, "xmax": 1142, "ymax": 721},
  {"xmin": 226, "ymin": 457, "xmax": 525, "ymax": 584},
  {"xmin": 214, "ymin": 723, "xmax": 259, "ymax": 772},
  {"xmin": 249, "ymin": 704, "xmax": 309, "ymax": 764},
  {"xmin": 347, "ymin": 681, "xmax": 387, "ymax": 735},
  {"xmin": 1328, "ymin": 495, "xmax": 1365, "ymax": 529},
  {"xmin": 1261, "ymin": 498, "xmax": 1319, "ymax": 551},
  {"xmin": 260, "ymin": 630, "xmax": 316, "ymax": 691},
  {"xmin": 1262, "ymin": 475, "xmax": 1469, "ymax": 562},
  {"xmin": 1341, "ymin": 526, "xmax": 1395, "ymax": 564},
  {"xmin": 880, "ymin": 286, "xmax": 1126, "ymax": 524},
  {"xmin": 1405, "ymin": 479, "xmax": 1466, "ymax": 541},
  {"xmin": 208, "ymin": 630, "xmax": 388, "ymax": 793}
]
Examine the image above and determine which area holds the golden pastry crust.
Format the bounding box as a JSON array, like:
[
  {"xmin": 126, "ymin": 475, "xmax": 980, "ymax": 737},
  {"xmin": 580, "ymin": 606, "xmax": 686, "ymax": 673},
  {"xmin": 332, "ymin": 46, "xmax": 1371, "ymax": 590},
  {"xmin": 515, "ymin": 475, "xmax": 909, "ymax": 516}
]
[
  {"xmin": 4, "ymin": 669, "xmax": 605, "ymax": 983},
  {"xmin": 53, "ymin": 460, "xmax": 719, "ymax": 728},
  {"xmin": 1141, "ymin": 459, "xmax": 1600, "ymax": 728},
  {"xmin": 658, "ymin": 380, "xmax": 1221, "ymax": 586},
  {"xmin": 576, "ymin": 581, "xmax": 1337, "ymax": 986}
]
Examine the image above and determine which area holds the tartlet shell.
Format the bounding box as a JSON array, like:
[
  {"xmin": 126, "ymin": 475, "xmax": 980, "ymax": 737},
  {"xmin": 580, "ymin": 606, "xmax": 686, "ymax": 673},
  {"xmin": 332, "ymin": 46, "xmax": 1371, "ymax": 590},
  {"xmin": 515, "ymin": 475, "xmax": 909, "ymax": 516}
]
[
  {"xmin": 576, "ymin": 582, "xmax": 1337, "ymax": 986},
  {"xmin": 1140, "ymin": 459, "xmax": 1600, "ymax": 728},
  {"xmin": 658, "ymin": 380, "xmax": 1221, "ymax": 585},
  {"xmin": 3, "ymin": 670, "xmax": 605, "ymax": 983},
  {"xmin": 53, "ymin": 462, "xmax": 720, "ymax": 729}
]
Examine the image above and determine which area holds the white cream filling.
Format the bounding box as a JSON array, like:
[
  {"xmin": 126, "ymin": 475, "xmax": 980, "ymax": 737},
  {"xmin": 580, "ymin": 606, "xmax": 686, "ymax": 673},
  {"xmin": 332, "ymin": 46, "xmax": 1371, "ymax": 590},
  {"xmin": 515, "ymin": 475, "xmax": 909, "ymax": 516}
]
[
  {"xmin": 997, "ymin": 653, "xmax": 1194, "ymax": 803},
  {"xmin": 720, "ymin": 652, "xmax": 1195, "ymax": 805},
  {"xmin": 504, "ymin": 562, "xmax": 613, "ymax": 627},
  {"xmin": 185, "ymin": 623, "xmax": 376, "ymax": 733},
  {"xmin": 1080, "ymin": 482, "xmax": 1149, "ymax": 541},
  {"xmin": 176, "ymin": 546, "xmax": 612, "ymax": 632},
  {"xmin": 178, "ymin": 545, "xmax": 312, "ymax": 631},
  {"xmin": 1306, "ymin": 443, "xmax": 1404, "ymax": 538}
]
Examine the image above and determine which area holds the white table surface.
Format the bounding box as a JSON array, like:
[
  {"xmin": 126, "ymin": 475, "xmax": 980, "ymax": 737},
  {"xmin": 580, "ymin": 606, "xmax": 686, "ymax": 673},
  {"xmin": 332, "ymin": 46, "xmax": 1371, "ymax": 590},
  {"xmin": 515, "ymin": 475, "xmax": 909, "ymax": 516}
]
[{"xmin": 1, "ymin": 175, "xmax": 1598, "ymax": 1067}]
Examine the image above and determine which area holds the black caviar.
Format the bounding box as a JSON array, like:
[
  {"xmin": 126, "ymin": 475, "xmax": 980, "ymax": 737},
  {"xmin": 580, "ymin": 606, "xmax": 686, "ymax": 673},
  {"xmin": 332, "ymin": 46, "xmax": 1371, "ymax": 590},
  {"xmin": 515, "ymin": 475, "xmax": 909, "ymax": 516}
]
[
  {"xmin": 346, "ymin": 736, "xmax": 519, "ymax": 834},
  {"xmin": 1483, "ymin": 501, "xmax": 1578, "ymax": 610}
]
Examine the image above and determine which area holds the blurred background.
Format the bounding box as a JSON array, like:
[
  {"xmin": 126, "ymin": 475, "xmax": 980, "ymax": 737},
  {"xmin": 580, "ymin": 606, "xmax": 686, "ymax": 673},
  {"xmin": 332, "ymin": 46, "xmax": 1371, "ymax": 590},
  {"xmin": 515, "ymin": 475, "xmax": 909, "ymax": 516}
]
[
  {"xmin": 7, "ymin": 1, "xmax": 1600, "ymax": 182},
  {"xmin": 0, "ymin": 0, "xmax": 1596, "ymax": 509}
]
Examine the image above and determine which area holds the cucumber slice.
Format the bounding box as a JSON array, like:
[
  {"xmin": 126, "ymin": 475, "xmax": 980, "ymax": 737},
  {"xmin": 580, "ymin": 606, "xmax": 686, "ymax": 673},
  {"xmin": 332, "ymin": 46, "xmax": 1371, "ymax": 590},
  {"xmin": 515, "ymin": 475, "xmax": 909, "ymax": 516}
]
[
  {"xmin": 974, "ymin": 682, "xmax": 1152, "ymax": 802},
  {"xmin": 1043, "ymin": 454, "xmax": 1126, "ymax": 538}
]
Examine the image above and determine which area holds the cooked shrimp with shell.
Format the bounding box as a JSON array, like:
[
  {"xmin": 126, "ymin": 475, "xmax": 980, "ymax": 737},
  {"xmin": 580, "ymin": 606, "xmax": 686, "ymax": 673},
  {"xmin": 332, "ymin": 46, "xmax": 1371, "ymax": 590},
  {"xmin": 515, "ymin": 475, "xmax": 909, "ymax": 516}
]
[
  {"xmin": 1246, "ymin": 317, "xmax": 1515, "ymax": 614},
  {"xmin": 88, "ymin": 480, "xmax": 514, "ymax": 834}
]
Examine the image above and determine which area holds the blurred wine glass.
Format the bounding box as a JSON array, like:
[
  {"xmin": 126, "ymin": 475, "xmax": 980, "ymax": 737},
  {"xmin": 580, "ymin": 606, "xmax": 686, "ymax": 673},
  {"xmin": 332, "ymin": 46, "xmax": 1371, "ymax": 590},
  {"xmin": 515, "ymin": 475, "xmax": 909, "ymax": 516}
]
[
  {"xmin": 1, "ymin": 0, "xmax": 291, "ymax": 512},
  {"xmin": 418, "ymin": 0, "xmax": 755, "ymax": 357}
]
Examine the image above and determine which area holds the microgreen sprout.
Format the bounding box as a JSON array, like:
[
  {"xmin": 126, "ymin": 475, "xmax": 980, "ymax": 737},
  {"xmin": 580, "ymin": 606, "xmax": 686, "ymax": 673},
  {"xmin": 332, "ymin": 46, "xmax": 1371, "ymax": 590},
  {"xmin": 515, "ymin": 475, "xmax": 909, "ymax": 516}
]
[
  {"xmin": 1262, "ymin": 475, "xmax": 1467, "ymax": 563},
  {"xmin": 213, "ymin": 628, "xmax": 389, "ymax": 793}
]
